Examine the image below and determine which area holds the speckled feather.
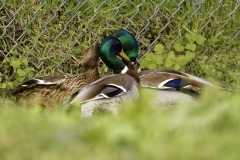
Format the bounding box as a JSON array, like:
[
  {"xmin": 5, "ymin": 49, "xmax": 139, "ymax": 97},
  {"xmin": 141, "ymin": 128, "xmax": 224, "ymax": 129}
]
[{"xmin": 11, "ymin": 44, "xmax": 100, "ymax": 108}]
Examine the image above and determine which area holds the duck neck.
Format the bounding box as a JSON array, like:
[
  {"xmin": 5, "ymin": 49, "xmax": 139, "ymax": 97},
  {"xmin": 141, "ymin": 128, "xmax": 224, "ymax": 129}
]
[
  {"xmin": 120, "ymin": 66, "xmax": 139, "ymax": 83},
  {"xmin": 126, "ymin": 69, "xmax": 140, "ymax": 83},
  {"xmin": 82, "ymin": 66, "xmax": 100, "ymax": 82},
  {"xmin": 104, "ymin": 55, "xmax": 126, "ymax": 74}
]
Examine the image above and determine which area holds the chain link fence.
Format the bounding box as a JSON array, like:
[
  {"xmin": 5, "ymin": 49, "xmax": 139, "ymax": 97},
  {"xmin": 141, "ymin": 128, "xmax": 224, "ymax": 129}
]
[{"xmin": 0, "ymin": 0, "xmax": 240, "ymax": 85}]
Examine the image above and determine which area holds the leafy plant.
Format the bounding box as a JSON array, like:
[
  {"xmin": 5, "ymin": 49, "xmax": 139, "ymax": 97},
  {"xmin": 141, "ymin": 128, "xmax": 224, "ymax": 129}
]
[
  {"xmin": 0, "ymin": 50, "xmax": 35, "ymax": 92},
  {"xmin": 140, "ymin": 31, "xmax": 206, "ymax": 71},
  {"xmin": 188, "ymin": 52, "xmax": 240, "ymax": 88}
]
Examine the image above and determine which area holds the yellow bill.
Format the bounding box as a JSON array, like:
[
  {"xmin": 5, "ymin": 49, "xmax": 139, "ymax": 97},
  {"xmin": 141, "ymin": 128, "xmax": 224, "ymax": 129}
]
[{"xmin": 119, "ymin": 49, "xmax": 131, "ymax": 62}]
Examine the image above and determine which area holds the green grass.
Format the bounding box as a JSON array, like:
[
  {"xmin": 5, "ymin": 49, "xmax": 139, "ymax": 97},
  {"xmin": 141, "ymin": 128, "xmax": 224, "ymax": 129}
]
[{"xmin": 0, "ymin": 88, "xmax": 240, "ymax": 160}]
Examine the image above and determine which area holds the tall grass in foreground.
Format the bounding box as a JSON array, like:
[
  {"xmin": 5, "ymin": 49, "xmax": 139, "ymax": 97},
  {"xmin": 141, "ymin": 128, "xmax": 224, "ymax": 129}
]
[{"xmin": 0, "ymin": 87, "xmax": 239, "ymax": 160}]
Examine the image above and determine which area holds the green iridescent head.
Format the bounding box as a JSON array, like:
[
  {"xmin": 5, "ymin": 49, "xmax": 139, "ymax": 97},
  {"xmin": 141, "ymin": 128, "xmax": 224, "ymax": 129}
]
[
  {"xmin": 100, "ymin": 36, "xmax": 131, "ymax": 73},
  {"xmin": 111, "ymin": 29, "xmax": 139, "ymax": 62}
]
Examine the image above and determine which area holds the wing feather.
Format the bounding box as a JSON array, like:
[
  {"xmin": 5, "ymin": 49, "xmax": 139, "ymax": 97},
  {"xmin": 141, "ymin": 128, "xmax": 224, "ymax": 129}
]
[
  {"xmin": 11, "ymin": 73, "xmax": 71, "ymax": 95},
  {"xmin": 70, "ymin": 74, "xmax": 136, "ymax": 104},
  {"xmin": 139, "ymin": 68, "xmax": 214, "ymax": 89}
]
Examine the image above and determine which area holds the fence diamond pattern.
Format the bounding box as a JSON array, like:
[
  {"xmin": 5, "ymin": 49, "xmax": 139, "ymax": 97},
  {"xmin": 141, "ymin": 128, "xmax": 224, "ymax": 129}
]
[{"xmin": 0, "ymin": 0, "xmax": 239, "ymax": 75}]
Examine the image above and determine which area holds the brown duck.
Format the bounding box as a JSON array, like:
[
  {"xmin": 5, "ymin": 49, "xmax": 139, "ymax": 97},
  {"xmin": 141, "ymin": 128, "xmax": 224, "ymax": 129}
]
[{"xmin": 11, "ymin": 44, "xmax": 100, "ymax": 108}]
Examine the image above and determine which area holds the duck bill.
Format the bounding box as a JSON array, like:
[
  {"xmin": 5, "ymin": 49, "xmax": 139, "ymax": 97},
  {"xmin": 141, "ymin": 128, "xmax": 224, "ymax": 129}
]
[{"xmin": 119, "ymin": 49, "xmax": 131, "ymax": 62}]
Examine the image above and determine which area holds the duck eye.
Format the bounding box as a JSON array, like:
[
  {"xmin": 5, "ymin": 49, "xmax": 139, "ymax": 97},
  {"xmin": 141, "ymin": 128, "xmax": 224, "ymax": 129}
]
[{"xmin": 116, "ymin": 33, "xmax": 121, "ymax": 37}]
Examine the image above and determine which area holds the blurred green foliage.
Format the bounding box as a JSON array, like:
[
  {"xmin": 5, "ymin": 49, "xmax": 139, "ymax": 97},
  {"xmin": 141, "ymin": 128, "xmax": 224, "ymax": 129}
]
[{"xmin": 0, "ymin": 88, "xmax": 240, "ymax": 160}]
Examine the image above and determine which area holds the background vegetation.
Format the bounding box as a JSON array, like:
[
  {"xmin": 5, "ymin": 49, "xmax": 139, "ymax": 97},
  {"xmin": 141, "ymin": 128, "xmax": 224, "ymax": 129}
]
[
  {"xmin": 0, "ymin": 0, "xmax": 239, "ymax": 159},
  {"xmin": 0, "ymin": 0, "xmax": 239, "ymax": 92}
]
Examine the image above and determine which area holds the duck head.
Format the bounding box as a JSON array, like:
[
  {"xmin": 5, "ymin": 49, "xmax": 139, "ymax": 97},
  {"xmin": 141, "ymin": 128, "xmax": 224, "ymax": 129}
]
[
  {"xmin": 100, "ymin": 36, "xmax": 140, "ymax": 82},
  {"xmin": 111, "ymin": 29, "xmax": 139, "ymax": 63}
]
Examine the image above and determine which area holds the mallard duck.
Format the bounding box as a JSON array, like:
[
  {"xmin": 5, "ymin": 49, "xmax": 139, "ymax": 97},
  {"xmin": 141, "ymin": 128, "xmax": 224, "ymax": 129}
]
[
  {"xmin": 69, "ymin": 36, "xmax": 139, "ymax": 118},
  {"xmin": 111, "ymin": 29, "xmax": 139, "ymax": 71},
  {"xmin": 111, "ymin": 29, "xmax": 139, "ymax": 63},
  {"xmin": 11, "ymin": 44, "xmax": 100, "ymax": 108},
  {"xmin": 138, "ymin": 68, "xmax": 213, "ymax": 108},
  {"xmin": 112, "ymin": 29, "xmax": 229, "ymax": 108}
]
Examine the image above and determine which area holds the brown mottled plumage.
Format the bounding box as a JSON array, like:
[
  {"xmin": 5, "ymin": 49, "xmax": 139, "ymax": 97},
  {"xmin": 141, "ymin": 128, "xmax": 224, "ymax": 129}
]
[{"xmin": 11, "ymin": 44, "xmax": 100, "ymax": 108}]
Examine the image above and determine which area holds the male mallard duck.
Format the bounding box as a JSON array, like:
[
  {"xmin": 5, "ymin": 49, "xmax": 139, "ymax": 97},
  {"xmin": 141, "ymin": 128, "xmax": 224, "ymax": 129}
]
[
  {"xmin": 112, "ymin": 29, "xmax": 229, "ymax": 107},
  {"xmin": 138, "ymin": 68, "xmax": 214, "ymax": 108},
  {"xmin": 69, "ymin": 36, "xmax": 139, "ymax": 118},
  {"xmin": 111, "ymin": 29, "xmax": 139, "ymax": 71},
  {"xmin": 111, "ymin": 29, "xmax": 139, "ymax": 63},
  {"xmin": 11, "ymin": 44, "xmax": 100, "ymax": 108}
]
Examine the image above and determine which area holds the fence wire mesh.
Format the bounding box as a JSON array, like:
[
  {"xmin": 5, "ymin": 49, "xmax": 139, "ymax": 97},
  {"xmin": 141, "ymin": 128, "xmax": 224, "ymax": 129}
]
[{"xmin": 0, "ymin": 0, "xmax": 239, "ymax": 83}]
